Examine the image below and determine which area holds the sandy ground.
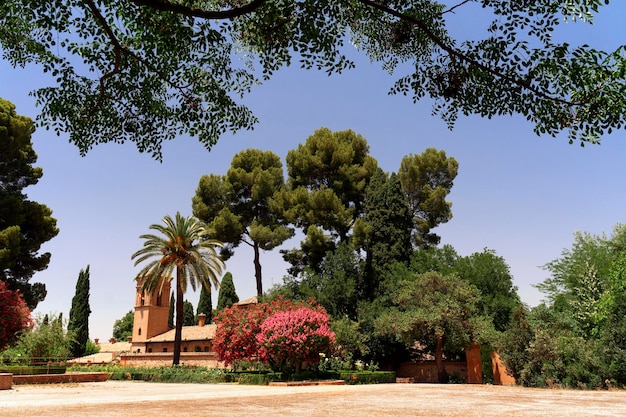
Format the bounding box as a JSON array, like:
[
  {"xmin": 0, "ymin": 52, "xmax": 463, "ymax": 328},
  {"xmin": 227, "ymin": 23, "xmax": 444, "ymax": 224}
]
[{"xmin": 2, "ymin": 381, "xmax": 626, "ymax": 417}]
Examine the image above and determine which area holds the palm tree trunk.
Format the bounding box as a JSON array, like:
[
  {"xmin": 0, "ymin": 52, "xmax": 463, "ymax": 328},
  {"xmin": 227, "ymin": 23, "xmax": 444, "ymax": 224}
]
[
  {"xmin": 173, "ymin": 268, "xmax": 184, "ymax": 365},
  {"xmin": 435, "ymin": 334, "xmax": 446, "ymax": 383},
  {"xmin": 253, "ymin": 242, "xmax": 262, "ymax": 297}
]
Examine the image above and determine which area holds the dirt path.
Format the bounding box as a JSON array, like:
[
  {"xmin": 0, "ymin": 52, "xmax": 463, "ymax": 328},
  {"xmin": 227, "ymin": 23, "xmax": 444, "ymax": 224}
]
[{"xmin": 2, "ymin": 381, "xmax": 626, "ymax": 416}]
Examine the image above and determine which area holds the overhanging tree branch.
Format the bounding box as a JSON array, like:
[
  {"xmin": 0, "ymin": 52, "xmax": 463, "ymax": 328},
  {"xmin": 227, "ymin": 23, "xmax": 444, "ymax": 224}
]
[
  {"xmin": 131, "ymin": 0, "xmax": 268, "ymax": 19},
  {"xmin": 356, "ymin": 0, "xmax": 582, "ymax": 107}
]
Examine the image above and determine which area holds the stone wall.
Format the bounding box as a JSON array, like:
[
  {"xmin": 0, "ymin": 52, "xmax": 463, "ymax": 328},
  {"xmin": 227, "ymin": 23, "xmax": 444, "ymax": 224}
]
[
  {"xmin": 119, "ymin": 352, "xmax": 227, "ymax": 368},
  {"xmin": 396, "ymin": 361, "xmax": 469, "ymax": 383}
]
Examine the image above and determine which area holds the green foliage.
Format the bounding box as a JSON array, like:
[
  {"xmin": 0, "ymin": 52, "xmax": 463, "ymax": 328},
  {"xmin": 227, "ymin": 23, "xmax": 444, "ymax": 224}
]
[
  {"xmin": 517, "ymin": 327, "xmax": 605, "ymax": 389},
  {"xmin": 453, "ymin": 249, "xmax": 520, "ymax": 332},
  {"xmin": 284, "ymin": 242, "xmax": 362, "ymax": 321},
  {"xmin": 193, "ymin": 149, "xmax": 293, "ymax": 296},
  {"xmin": 2, "ymin": 2, "xmax": 623, "ymax": 157},
  {"xmin": 499, "ymin": 306, "xmax": 534, "ymax": 382},
  {"xmin": 196, "ymin": 284, "xmax": 213, "ymax": 323},
  {"xmin": 598, "ymin": 252, "xmax": 626, "ymax": 383},
  {"xmin": 68, "ymin": 265, "xmax": 91, "ymax": 357},
  {"xmin": 216, "ymin": 272, "xmax": 239, "ymax": 311},
  {"xmin": 84, "ymin": 338, "xmax": 100, "ymax": 356},
  {"xmin": 537, "ymin": 228, "xmax": 617, "ymax": 319},
  {"xmin": 2, "ymin": 313, "xmax": 73, "ymax": 360},
  {"xmin": 132, "ymin": 212, "xmax": 225, "ymax": 365},
  {"xmin": 0, "ymin": 97, "xmax": 58, "ymax": 309},
  {"xmin": 398, "ymin": 149, "xmax": 458, "ymax": 248},
  {"xmin": 517, "ymin": 224, "xmax": 626, "ymax": 388},
  {"xmin": 112, "ymin": 310, "xmax": 134, "ymax": 341}
]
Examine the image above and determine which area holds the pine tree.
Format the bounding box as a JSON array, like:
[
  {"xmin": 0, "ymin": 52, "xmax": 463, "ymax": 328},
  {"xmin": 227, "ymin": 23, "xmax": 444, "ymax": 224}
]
[
  {"xmin": 68, "ymin": 265, "xmax": 91, "ymax": 357},
  {"xmin": 196, "ymin": 284, "xmax": 213, "ymax": 324},
  {"xmin": 217, "ymin": 272, "xmax": 239, "ymax": 311}
]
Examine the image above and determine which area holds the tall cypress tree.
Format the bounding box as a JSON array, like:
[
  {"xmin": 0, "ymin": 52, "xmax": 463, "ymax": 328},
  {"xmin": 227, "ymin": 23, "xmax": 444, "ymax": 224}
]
[
  {"xmin": 196, "ymin": 284, "xmax": 213, "ymax": 324},
  {"xmin": 363, "ymin": 170, "xmax": 413, "ymax": 300},
  {"xmin": 168, "ymin": 291, "xmax": 175, "ymax": 329},
  {"xmin": 183, "ymin": 300, "xmax": 195, "ymax": 326},
  {"xmin": 68, "ymin": 265, "xmax": 91, "ymax": 357},
  {"xmin": 216, "ymin": 272, "xmax": 239, "ymax": 311}
]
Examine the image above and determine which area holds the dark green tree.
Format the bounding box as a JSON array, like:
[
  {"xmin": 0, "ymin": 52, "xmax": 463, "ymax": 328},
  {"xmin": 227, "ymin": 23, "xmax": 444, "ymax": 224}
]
[
  {"xmin": 168, "ymin": 291, "xmax": 175, "ymax": 329},
  {"xmin": 410, "ymin": 244, "xmax": 459, "ymax": 276},
  {"xmin": 278, "ymin": 128, "xmax": 377, "ymax": 274},
  {"xmin": 183, "ymin": 300, "xmax": 195, "ymax": 326},
  {"xmin": 68, "ymin": 265, "xmax": 91, "ymax": 358},
  {"xmin": 112, "ymin": 310, "xmax": 134, "ymax": 341},
  {"xmin": 196, "ymin": 284, "xmax": 213, "ymax": 324},
  {"xmin": 1, "ymin": 2, "xmax": 623, "ymax": 158},
  {"xmin": 216, "ymin": 272, "xmax": 239, "ymax": 311},
  {"xmin": 0, "ymin": 97, "xmax": 59, "ymax": 309},
  {"xmin": 398, "ymin": 149, "xmax": 458, "ymax": 247},
  {"xmin": 286, "ymin": 242, "xmax": 363, "ymax": 321},
  {"xmin": 193, "ymin": 149, "xmax": 293, "ymax": 296},
  {"xmin": 358, "ymin": 169, "xmax": 413, "ymax": 300}
]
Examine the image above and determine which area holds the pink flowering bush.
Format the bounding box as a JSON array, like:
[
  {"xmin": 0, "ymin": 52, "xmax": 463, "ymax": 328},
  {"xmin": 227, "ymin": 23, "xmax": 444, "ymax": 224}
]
[
  {"xmin": 0, "ymin": 280, "xmax": 32, "ymax": 350},
  {"xmin": 256, "ymin": 307, "xmax": 335, "ymax": 373},
  {"xmin": 214, "ymin": 297, "xmax": 318, "ymax": 366}
]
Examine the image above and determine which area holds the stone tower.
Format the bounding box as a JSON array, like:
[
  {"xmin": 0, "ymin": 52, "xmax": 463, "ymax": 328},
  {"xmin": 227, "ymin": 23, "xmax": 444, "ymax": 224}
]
[{"xmin": 132, "ymin": 275, "xmax": 172, "ymax": 345}]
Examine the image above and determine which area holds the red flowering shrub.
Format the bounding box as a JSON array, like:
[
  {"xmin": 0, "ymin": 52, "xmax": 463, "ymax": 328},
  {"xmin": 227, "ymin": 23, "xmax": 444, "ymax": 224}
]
[
  {"xmin": 0, "ymin": 280, "xmax": 32, "ymax": 350},
  {"xmin": 213, "ymin": 297, "xmax": 317, "ymax": 366},
  {"xmin": 257, "ymin": 307, "xmax": 335, "ymax": 373}
]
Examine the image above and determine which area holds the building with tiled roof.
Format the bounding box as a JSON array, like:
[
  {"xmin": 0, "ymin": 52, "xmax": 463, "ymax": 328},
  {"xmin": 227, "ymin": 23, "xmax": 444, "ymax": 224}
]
[{"xmin": 127, "ymin": 275, "xmax": 257, "ymax": 362}]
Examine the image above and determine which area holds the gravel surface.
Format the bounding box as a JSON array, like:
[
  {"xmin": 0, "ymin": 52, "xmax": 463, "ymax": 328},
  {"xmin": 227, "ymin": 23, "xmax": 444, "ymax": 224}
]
[{"xmin": 2, "ymin": 381, "xmax": 626, "ymax": 416}]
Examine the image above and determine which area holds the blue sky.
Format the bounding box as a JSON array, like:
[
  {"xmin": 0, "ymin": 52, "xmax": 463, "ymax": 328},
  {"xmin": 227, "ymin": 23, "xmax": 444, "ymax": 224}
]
[{"xmin": 1, "ymin": 3, "xmax": 625, "ymax": 340}]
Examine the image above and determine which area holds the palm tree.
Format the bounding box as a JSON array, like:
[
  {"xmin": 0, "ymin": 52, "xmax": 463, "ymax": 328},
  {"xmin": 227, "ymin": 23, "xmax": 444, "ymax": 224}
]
[{"xmin": 131, "ymin": 212, "xmax": 225, "ymax": 365}]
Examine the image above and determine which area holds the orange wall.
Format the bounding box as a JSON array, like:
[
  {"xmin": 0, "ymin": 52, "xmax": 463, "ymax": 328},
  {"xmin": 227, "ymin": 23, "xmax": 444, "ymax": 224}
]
[{"xmin": 491, "ymin": 352, "xmax": 516, "ymax": 386}]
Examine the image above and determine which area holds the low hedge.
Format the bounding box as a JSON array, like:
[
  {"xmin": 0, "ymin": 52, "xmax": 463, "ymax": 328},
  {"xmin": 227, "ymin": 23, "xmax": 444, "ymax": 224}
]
[
  {"xmin": 0, "ymin": 365, "xmax": 67, "ymax": 375},
  {"xmin": 68, "ymin": 365, "xmax": 395, "ymax": 385},
  {"xmin": 236, "ymin": 370, "xmax": 396, "ymax": 385},
  {"xmin": 338, "ymin": 371, "xmax": 396, "ymax": 385}
]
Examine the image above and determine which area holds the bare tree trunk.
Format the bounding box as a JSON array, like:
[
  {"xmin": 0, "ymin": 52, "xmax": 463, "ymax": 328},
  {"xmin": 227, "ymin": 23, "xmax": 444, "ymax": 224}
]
[
  {"xmin": 173, "ymin": 268, "xmax": 184, "ymax": 365},
  {"xmin": 435, "ymin": 334, "xmax": 447, "ymax": 383},
  {"xmin": 253, "ymin": 243, "xmax": 262, "ymax": 297}
]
